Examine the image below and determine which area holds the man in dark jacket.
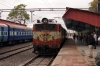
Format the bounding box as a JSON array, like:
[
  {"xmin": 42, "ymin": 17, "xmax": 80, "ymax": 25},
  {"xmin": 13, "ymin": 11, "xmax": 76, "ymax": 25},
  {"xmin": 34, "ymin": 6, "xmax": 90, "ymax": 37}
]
[{"xmin": 87, "ymin": 32, "xmax": 95, "ymax": 58}]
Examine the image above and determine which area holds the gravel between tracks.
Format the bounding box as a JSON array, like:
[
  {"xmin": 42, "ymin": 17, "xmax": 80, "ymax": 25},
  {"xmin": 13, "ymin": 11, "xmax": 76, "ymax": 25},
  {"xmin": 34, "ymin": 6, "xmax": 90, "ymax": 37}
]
[
  {"xmin": 0, "ymin": 48, "xmax": 36, "ymax": 66},
  {"xmin": 0, "ymin": 42, "xmax": 32, "ymax": 53}
]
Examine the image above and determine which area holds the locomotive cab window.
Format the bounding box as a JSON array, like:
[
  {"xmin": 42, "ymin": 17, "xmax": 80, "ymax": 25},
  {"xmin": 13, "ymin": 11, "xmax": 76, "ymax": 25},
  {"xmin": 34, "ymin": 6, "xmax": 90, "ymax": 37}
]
[
  {"xmin": 35, "ymin": 24, "xmax": 56, "ymax": 30},
  {"xmin": 35, "ymin": 24, "xmax": 44, "ymax": 30},
  {"xmin": 46, "ymin": 24, "xmax": 55, "ymax": 30}
]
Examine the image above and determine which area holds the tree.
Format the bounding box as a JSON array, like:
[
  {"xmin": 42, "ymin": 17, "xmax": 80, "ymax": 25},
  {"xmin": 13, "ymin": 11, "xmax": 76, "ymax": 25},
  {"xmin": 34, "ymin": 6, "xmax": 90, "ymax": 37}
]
[
  {"xmin": 89, "ymin": 0, "xmax": 100, "ymax": 13},
  {"xmin": 7, "ymin": 4, "xmax": 30, "ymax": 24}
]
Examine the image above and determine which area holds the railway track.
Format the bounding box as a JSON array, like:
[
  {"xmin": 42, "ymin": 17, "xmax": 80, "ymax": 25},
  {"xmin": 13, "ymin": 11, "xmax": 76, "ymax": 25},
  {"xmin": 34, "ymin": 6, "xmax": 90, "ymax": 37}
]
[
  {"xmin": 0, "ymin": 42, "xmax": 32, "ymax": 52},
  {"xmin": 0, "ymin": 45, "xmax": 33, "ymax": 60},
  {"xmin": 19, "ymin": 55, "xmax": 56, "ymax": 66},
  {"xmin": 0, "ymin": 44, "xmax": 32, "ymax": 55}
]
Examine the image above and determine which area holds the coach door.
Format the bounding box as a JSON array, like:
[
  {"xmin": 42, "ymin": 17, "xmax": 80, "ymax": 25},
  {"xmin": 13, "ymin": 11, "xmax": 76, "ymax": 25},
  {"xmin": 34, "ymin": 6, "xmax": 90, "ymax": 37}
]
[{"xmin": 1, "ymin": 27, "xmax": 4, "ymax": 41}]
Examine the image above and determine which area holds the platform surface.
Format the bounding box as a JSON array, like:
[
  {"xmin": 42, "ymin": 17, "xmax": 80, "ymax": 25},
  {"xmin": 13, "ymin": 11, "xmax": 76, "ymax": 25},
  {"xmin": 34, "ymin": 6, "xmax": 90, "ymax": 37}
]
[{"xmin": 51, "ymin": 38, "xmax": 98, "ymax": 66}]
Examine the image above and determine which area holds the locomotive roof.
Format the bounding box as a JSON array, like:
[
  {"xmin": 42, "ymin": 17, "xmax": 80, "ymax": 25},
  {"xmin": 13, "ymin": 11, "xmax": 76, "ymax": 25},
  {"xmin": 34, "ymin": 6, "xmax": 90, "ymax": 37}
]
[
  {"xmin": 34, "ymin": 22, "xmax": 60, "ymax": 24},
  {"xmin": 0, "ymin": 23, "xmax": 8, "ymax": 27}
]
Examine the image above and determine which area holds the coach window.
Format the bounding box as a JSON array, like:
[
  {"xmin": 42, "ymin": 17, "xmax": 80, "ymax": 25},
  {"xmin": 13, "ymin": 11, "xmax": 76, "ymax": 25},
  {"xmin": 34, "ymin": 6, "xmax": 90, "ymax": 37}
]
[
  {"xmin": 4, "ymin": 31, "xmax": 6, "ymax": 36},
  {"xmin": 27, "ymin": 32, "xmax": 28, "ymax": 35},
  {"xmin": 5, "ymin": 32, "xmax": 7, "ymax": 36},
  {"xmin": 24, "ymin": 32, "xmax": 25, "ymax": 35},
  {"xmin": 17, "ymin": 32, "xmax": 18, "ymax": 35},
  {"xmin": 20, "ymin": 32, "xmax": 21, "ymax": 35},
  {"xmin": 3, "ymin": 32, "xmax": 5, "ymax": 36},
  {"xmin": 1, "ymin": 32, "xmax": 3, "ymax": 36},
  {"xmin": 16, "ymin": 32, "xmax": 18, "ymax": 35},
  {"xmin": 26, "ymin": 32, "xmax": 28, "ymax": 35},
  {"xmin": 22, "ymin": 32, "xmax": 23, "ymax": 35},
  {"xmin": 23, "ymin": 32, "xmax": 24, "ymax": 35},
  {"xmin": 5, "ymin": 32, "xmax": 6, "ymax": 36},
  {"xmin": 24, "ymin": 32, "xmax": 26, "ymax": 35},
  {"xmin": 28, "ymin": 31, "xmax": 30, "ymax": 35},
  {"xmin": 15, "ymin": 32, "xmax": 17, "ymax": 35},
  {"xmin": 28, "ymin": 32, "xmax": 30, "ymax": 35},
  {"xmin": 10, "ymin": 31, "xmax": 11, "ymax": 36},
  {"xmin": 19, "ymin": 32, "xmax": 20, "ymax": 35},
  {"xmin": 26, "ymin": 32, "xmax": 27, "ymax": 35},
  {"xmin": 28, "ymin": 32, "xmax": 29, "ymax": 35},
  {"xmin": 14, "ymin": 32, "xmax": 16, "ymax": 36},
  {"xmin": 21, "ymin": 32, "xmax": 22, "ymax": 35},
  {"xmin": 12, "ymin": 31, "xmax": 13, "ymax": 36},
  {"xmin": 26, "ymin": 31, "xmax": 28, "ymax": 35}
]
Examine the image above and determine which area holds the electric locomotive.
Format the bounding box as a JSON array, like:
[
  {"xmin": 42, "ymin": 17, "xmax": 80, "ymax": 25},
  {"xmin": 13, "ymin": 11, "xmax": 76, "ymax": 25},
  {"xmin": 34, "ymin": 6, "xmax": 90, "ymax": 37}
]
[{"xmin": 33, "ymin": 18, "xmax": 66, "ymax": 55}]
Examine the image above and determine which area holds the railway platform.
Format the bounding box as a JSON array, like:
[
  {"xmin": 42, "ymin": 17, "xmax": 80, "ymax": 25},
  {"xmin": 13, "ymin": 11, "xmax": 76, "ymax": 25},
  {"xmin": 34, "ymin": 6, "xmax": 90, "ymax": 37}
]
[{"xmin": 51, "ymin": 38, "xmax": 98, "ymax": 66}]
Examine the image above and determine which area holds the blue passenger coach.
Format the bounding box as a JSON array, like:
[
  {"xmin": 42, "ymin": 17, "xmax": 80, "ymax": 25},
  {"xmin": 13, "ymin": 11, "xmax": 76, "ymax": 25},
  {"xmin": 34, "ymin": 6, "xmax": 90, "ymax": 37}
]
[{"xmin": 0, "ymin": 23, "xmax": 33, "ymax": 45}]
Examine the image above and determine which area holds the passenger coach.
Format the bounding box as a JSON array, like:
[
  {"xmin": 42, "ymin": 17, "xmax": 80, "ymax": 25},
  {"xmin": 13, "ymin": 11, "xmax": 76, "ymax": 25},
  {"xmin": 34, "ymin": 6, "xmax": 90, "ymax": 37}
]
[{"xmin": 0, "ymin": 23, "xmax": 33, "ymax": 46}]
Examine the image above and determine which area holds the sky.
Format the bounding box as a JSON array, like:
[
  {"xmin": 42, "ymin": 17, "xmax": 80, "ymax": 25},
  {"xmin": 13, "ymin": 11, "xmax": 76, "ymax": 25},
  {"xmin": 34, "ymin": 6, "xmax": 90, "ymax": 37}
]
[{"xmin": 0, "ymin": 0, "xmax": 93, "ymax": 32}]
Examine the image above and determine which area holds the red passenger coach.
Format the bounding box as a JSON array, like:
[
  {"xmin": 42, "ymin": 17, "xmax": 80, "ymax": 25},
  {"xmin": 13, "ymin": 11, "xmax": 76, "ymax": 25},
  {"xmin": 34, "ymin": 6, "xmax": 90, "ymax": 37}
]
[{"xmin": 33, "ymin": 18, "xmax": 66, "ymax": 55}]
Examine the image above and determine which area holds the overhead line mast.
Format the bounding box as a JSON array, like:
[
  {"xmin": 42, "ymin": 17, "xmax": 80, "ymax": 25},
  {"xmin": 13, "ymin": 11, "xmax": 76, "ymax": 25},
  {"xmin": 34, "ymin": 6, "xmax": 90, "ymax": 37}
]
[
  {"xmin": 0, "ymin": 8, "xmax": 89, "ymax": 19},
  {"xmin": 0, "ymin": 8, "xmax": 89, "ymax": 12}
]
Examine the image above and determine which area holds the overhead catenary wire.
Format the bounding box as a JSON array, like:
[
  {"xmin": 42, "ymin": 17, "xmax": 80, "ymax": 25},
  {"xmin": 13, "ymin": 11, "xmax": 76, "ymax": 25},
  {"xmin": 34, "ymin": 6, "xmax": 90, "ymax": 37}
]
[
  {"xmin": 42, "ymin": 0, "xmax": 60, "ymax": 18},
  {"xmin": 0, "ymin": 2, "xmax": 12, "ymax": 8},
  {"xmin": 2, "ymin": 0, "xmax": 14, "ymax": 6},
  {"xmin": 42, "ymin": 0, "xmax": 50, "ymax": 8},
  {"xmin": 45, "ymin": 0, "xmax": 60, "ymax": 17}
]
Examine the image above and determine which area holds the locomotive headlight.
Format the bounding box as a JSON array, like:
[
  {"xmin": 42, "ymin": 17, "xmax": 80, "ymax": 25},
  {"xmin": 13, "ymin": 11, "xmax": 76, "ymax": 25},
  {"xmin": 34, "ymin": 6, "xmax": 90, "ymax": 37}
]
[{"xmin": 42, "ymin": 18, "xmax": 48, "ymax": 23}]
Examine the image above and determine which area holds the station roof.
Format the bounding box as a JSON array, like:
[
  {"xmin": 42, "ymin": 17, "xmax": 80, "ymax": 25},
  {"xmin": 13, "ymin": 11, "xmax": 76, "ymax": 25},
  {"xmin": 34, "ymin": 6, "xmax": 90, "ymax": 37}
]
[{"xmin": 62, "ymin": 7, "xmax": 100, "ymax": 31}]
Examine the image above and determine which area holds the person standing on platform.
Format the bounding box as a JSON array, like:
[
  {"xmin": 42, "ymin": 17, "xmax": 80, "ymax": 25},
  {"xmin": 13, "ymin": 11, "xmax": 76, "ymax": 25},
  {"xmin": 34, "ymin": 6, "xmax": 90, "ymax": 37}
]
[
  {"xmin": 87, "ymin": 32, "xmax": 95, "ymax": 58},
  {"xmin": 92, "ymin": 32, "xmax": 97, "ymax": 49},
  {"xmin": 73, "ymin": 33, "xmax": 76, "ymax": 41},
  {"xmin": 98, "ymin": 35, "xmax": 100, "ymax": 45}
]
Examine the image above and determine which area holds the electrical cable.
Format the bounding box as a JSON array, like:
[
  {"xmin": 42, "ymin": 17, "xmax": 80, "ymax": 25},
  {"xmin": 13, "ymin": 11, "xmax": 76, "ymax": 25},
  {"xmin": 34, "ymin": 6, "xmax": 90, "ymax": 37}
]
[
  {"xmin": 2, "ymin": 0, "xmax": 14, "ymax": 6},
  {"xmin": 42, "ymin": 0, "xmax": 60, "ymax": 17},
  {"xmin": 0, "ymin": 2, "xmax": 12, "ymax": 8}
]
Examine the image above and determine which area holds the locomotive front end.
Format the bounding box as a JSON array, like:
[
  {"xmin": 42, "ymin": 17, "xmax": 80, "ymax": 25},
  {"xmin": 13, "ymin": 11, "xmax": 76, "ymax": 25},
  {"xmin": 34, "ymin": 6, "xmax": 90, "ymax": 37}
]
[{"xmin": 33, "ymin": 18, "xmax": 61, "ymax": 55}]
